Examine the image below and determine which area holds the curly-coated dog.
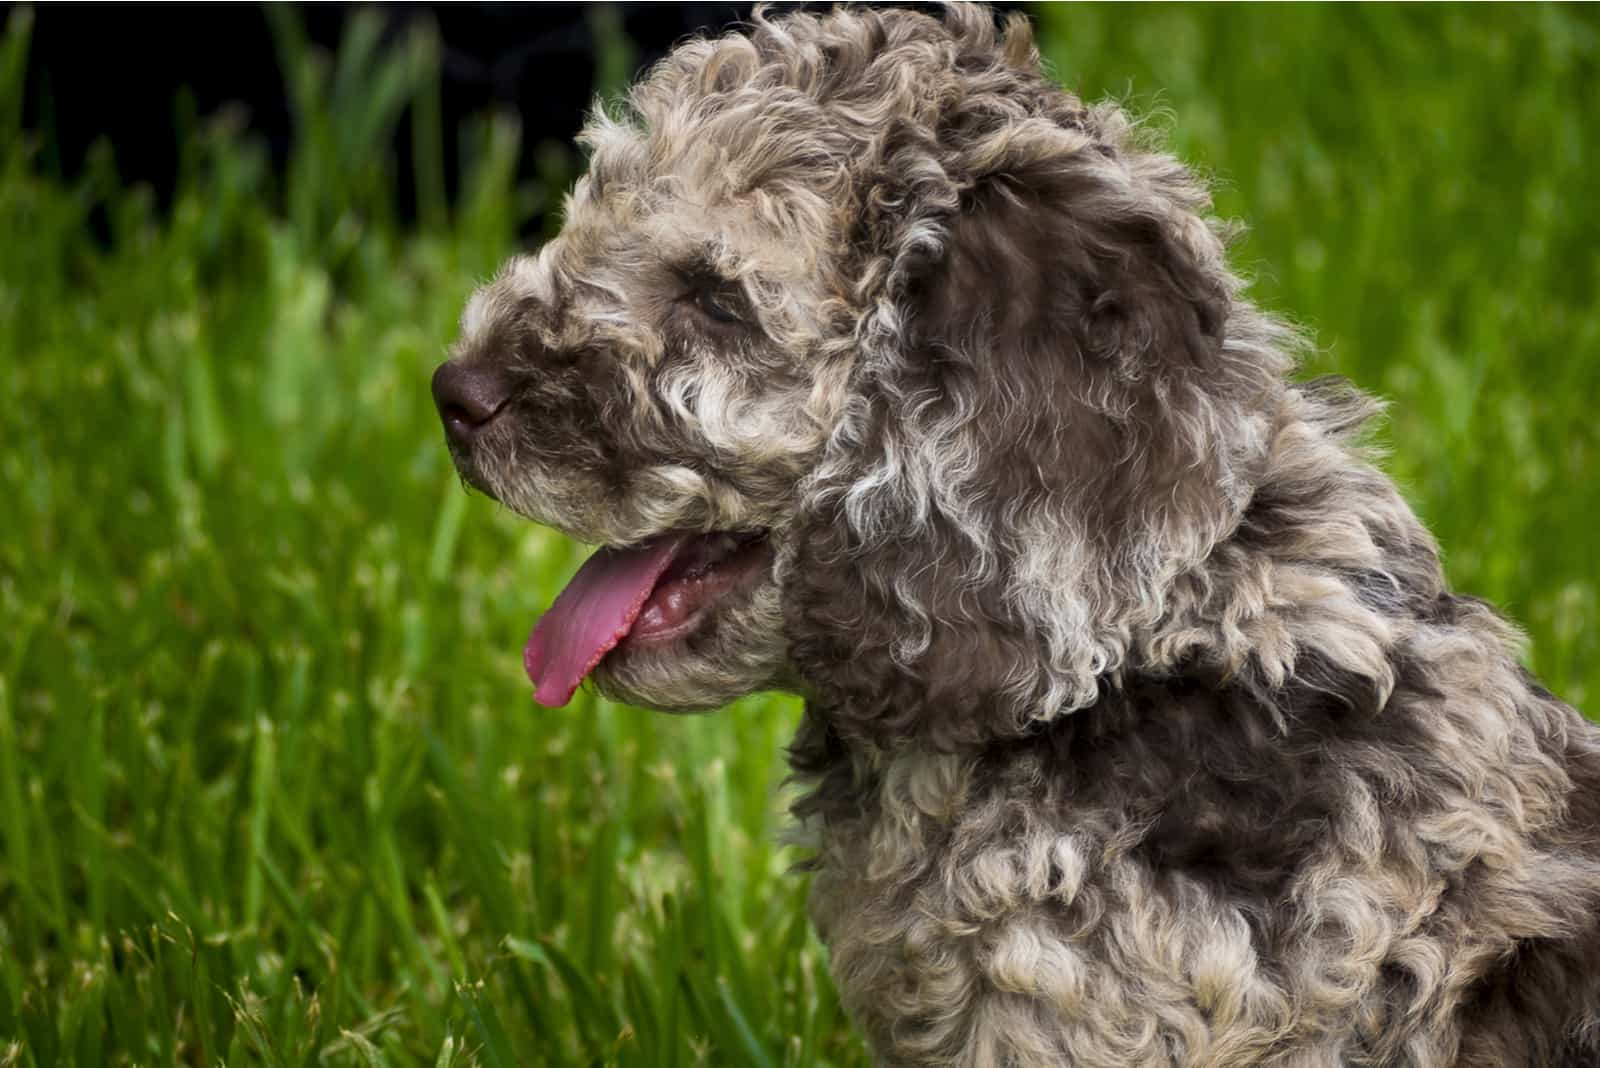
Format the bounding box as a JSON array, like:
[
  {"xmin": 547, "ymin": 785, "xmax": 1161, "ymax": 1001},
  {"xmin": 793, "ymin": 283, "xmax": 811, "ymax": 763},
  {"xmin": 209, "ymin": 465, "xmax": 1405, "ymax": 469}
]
[{"xmin": 431, "ymin": 5, "xmax": 1600, "ymax": 1065}]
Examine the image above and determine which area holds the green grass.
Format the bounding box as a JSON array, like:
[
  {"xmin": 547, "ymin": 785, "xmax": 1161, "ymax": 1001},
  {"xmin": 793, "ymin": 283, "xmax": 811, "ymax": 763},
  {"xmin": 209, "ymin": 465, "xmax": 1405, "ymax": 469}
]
[{"xmin": 0, "ymin": 5, "xmax": 1595, "ymax": 1064}]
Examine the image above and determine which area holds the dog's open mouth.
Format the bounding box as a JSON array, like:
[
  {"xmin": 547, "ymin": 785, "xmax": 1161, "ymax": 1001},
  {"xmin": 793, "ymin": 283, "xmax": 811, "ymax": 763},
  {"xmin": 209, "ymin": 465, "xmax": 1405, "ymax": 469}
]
[{"xmin": 523, "ymin": 530, "xmax": 773, "ymax": 706}]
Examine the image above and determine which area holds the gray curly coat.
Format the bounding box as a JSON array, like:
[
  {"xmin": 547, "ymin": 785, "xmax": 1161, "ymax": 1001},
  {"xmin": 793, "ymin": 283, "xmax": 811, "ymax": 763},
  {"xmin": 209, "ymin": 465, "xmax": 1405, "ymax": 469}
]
[{"xmin": 434, "ymin": 6, "xmax": 1600, "ymax": 1064}]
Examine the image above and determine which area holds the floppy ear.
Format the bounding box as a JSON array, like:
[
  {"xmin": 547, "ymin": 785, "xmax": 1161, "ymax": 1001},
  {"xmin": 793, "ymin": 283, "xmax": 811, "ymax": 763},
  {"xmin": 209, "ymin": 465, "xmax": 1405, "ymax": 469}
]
[{"xmin": 783, "ymin": 108, "xmax": 1274, "ymax": 751}]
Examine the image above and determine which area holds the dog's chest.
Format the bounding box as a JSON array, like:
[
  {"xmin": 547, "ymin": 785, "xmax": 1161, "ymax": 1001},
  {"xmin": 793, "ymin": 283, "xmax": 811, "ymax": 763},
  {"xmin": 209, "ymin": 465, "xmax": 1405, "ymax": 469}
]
[{"xmin": 796, "ymin": 736, "xmax": 1474, "ymax": 1068}]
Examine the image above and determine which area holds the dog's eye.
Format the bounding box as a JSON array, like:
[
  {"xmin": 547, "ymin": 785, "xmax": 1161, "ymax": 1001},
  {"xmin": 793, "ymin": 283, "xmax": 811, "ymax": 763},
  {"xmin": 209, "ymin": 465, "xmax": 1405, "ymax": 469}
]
[
  {"xmin": 692, "ymin": 288, "xmax": 743, "ymax": 325},
  {"xmin": 680, "ymin": 275, "xmax": 750, "ymax": 329}
]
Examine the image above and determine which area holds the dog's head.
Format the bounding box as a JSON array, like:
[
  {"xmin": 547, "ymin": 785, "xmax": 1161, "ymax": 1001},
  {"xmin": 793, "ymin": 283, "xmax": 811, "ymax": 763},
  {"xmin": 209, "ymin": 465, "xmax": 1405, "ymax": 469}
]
[{"xmin": 435, "ymin": 5, "xmax": 1291, "ymax": 743}]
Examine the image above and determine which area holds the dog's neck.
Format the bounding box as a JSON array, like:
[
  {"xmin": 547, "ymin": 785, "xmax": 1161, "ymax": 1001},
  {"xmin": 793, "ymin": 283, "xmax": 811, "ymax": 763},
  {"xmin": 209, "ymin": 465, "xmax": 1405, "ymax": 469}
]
[{"xmin": 786, "ymin": 377, "xmax": 1451, "ymax": 829}]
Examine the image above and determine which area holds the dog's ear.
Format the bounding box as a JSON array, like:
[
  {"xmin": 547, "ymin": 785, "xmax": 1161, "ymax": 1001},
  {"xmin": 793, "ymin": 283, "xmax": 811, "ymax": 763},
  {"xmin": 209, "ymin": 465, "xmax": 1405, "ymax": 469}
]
[{"xmin": 785, "ymin": 102, "xmax": 1278, "ymax": 750}]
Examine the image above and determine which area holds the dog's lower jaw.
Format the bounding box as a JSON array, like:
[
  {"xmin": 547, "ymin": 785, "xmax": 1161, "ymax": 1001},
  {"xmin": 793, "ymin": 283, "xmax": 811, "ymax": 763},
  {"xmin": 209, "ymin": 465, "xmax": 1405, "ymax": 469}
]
[{"xmin": 589, "ymin": 577, "xmax": 790, "ymax": 712}]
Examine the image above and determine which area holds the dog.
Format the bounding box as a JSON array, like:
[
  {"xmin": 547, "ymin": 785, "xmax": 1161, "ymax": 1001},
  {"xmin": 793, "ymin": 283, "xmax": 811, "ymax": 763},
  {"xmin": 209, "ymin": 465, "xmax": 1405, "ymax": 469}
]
[{"xmin": 431, "ymin": 6, "xmax": 1600, "ymax": 1064}]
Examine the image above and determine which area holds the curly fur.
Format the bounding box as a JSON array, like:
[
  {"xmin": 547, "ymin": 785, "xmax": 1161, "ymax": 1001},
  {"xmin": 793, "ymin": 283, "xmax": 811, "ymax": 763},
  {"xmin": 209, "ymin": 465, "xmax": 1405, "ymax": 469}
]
[{"xmin": 439, "ymin": 6, "xmax": 1600, "ymax": 1064}]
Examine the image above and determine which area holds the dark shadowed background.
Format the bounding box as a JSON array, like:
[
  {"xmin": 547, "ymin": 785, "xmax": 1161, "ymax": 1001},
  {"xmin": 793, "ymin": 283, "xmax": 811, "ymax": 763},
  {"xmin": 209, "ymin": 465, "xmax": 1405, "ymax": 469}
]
[{"xmin": 13, "ymin": 6, "xmax": 751, "ymax": 217}]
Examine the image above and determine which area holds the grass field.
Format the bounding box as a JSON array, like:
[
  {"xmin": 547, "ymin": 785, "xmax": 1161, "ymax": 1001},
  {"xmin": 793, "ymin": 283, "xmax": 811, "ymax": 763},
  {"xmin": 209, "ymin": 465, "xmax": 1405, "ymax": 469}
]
[{"xmin": 1, "ymin": 5, "xmax": 1596, "ymax": 1065}]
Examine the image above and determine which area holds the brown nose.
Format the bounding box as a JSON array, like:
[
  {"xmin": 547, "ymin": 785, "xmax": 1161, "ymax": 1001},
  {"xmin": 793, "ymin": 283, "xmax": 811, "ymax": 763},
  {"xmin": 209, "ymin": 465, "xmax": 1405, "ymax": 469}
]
[{"xmin": 432, "ymin": 360, "xmax": 512, "ymax": 443}]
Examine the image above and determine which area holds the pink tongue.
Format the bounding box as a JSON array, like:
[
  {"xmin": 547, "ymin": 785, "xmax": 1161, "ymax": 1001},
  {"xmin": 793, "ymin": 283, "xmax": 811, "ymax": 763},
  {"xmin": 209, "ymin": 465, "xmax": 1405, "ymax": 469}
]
[{"xmin": 524, "ymin": 534, "xmax": 690, "ymax": 707}]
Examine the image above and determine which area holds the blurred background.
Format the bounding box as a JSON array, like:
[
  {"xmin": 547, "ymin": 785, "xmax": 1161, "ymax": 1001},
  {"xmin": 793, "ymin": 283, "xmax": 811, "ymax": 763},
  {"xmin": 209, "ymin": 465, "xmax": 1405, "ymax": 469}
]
[{"xmin": 0, "ymin": 4, "xmax": 1595, "ymax": 1065}]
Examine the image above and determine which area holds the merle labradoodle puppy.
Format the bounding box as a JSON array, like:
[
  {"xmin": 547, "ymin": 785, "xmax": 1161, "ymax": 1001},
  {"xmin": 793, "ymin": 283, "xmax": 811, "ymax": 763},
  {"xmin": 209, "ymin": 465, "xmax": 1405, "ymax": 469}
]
[{"xmin": 431, "ymin": 5, "xmax": 1600, "ymax": 1065}]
